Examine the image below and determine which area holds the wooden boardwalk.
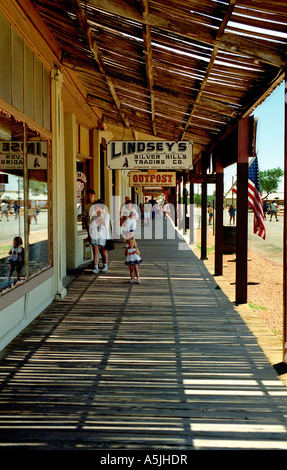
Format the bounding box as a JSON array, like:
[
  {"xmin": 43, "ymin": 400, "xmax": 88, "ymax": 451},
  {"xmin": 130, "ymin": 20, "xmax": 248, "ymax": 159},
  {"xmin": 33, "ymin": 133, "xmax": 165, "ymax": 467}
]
[{"xmin": 0, "ymin": 219, "xmax": 287, "ymax": 450}]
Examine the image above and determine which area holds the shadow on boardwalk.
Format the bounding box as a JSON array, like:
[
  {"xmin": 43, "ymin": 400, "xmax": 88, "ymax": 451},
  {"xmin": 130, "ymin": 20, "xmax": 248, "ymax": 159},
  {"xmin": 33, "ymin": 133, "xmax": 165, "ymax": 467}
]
[{"xmin": 0, "ymin": 219, "xmax": 287, "ymax": 450}]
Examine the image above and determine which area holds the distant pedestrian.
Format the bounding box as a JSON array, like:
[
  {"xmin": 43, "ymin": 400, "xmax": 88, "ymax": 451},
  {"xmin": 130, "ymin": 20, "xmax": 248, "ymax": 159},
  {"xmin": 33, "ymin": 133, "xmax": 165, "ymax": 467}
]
[
  {"xmin": 121, "ymin": 199, "xmax": 139, "ymax": 241},
  {"xmin": 163, "ymin": 200, "xmax": 170, "ymax": 219},
  {"xmin": 125, "ymin": 237, "xmax": 142, "ymax": 284},
  {"xmin": 1, "ymin": 201, "xmax": 9, "ymax": 221},
  {"xmin": 270, "ymin": 200, "xmax": 279, "ymax": 221},
  {"xmin": 263, "ymin": 201, "xmax": 269, "ymax": 220},
  {"xmin": 149, "ymin": 196, "xmax": 156, "ymax": 219},
  {"xmin": 208, "ymin": 205, "xmax": 213, "ymax": 225},
  {"xmin": 228, "ymin": 204, "xmax": 236, "ymax": 224},
  {"xmin": 13, "ymin": 201, "xmax": 20, "ymax": 219},
  {"xmin": 143, "ymin": 196, "xmax": 151, "ymax": 226}
]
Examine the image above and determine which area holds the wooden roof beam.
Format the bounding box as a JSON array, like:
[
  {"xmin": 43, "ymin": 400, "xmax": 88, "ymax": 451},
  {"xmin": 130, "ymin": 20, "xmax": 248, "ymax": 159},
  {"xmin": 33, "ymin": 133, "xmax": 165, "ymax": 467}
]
[
  {"xmin": 181, "ymin": 0, "xmax": 237, "ymax": 141},
  {"xmin": 68, "ymin": 0, "xmax": 130, "ymax": 128},
  {"xmin": 141, "ymin": 0, "xmax": 157, "ymax": 136},
  {"xmin": 85, "ymin": 0, "xmax": 285, "ymax": 67}
]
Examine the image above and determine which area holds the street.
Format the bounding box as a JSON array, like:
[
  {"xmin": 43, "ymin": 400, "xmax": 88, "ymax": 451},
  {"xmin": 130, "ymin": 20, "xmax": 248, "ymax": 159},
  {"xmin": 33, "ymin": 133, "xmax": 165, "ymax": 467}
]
[{"xmin": 224, "ymin": 209, "xmax": 283, "ymax": 266}]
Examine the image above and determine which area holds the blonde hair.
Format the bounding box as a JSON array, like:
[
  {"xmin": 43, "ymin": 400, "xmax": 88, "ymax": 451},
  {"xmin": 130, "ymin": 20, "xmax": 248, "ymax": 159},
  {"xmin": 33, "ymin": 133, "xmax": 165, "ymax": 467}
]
[{"xmin": 127, "ymin": 237, "xmax": 137, "ymax": 247}]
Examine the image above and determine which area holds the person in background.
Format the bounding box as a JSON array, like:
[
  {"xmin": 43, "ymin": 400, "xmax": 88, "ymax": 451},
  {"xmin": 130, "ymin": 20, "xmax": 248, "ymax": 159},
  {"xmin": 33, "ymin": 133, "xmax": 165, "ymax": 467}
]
[
  {"xmin": 163, "ymin": 200, "xmax": 170, "ymax": 220},
  {"xmin": 7, "ymin": 236, "xmax": 24, "ymax": 284},
  {"xmin": 121, "ymin": 199, "xmax": 139, "ymax": 241},
  {"xmin": 208, "ymin": 204, "xmax": 213, "ymax": 225},
  {"xmin": 1, "ymin": 200, "xmax": 9, "ymax": 221},
  {"xmin": 89, "ymin": 199, "xmax": 111, "ymax": 273},
  {"xmin": 270, "ymin": 200, "xmax": 279, "ymax": 221},
  {"xmin": 149, "ymin": 196, "xmax": 156, "ymax": 219},
  {"xmin": 228, "ymin": 204, "xmax": 236, "ymax": 225},
  {"xmin": 263, "ymin": 201, "xmax": 269, "ymax": 220},
  {"xmin": 83, "ymin": 189, "xmax": 96, "ymax": 246},
  {"xmin": 13, "ymin": 201, "xmax": 20, "ymax": 219},
  {"xmin": 143, "ymin": 196, "xmax": 151, "ymax": 226}
]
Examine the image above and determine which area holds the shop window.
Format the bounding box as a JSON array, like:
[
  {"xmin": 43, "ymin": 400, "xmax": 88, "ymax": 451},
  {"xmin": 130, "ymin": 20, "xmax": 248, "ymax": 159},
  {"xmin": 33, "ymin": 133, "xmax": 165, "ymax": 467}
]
[
  {"xmin": 76, "ymin": 125, "xmax": 91, "ymax": 232},
  {"xmin": 0, "ymin": 113, "xmax": 51, "ymax": 295},
  {"xmin": 77, "ymin": 159, "xmax": 89, "ymax": 231}
]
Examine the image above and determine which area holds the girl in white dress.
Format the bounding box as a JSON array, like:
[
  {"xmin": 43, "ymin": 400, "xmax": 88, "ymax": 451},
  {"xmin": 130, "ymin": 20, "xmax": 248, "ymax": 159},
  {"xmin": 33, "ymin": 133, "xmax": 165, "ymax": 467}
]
[{"xmin": 125, "ymin": 237, "xmax": 142, "ymax": 284}]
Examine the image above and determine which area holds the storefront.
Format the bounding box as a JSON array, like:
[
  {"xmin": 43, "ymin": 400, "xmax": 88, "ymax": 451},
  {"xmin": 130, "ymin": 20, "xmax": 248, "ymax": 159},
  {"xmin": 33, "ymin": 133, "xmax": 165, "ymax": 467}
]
[
  {"xmin": 0, "ymin": 7, "xmax": 128, "ymax": 351},
  {"xmin": 0, "ymin": 0, "xmax": 144, "ymax": 352}
]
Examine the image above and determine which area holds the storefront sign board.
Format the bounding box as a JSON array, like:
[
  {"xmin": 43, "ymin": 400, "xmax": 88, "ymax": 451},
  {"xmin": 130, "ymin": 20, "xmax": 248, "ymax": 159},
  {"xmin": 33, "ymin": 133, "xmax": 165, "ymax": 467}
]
[{"xmin": 107, "ymin": 140, "xmax": 193, "ymax": 170}]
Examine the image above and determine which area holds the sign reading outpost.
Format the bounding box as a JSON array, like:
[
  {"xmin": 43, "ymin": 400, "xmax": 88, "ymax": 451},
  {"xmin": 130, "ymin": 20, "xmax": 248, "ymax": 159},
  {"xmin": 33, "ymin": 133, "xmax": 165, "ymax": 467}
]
[
  {"xmin": 107, "ymin": 140, "xmax": 193, "ymax": 170},
  {"xmin": 129, "ymin": 171, "xmax": 176, "ymax": 187}
]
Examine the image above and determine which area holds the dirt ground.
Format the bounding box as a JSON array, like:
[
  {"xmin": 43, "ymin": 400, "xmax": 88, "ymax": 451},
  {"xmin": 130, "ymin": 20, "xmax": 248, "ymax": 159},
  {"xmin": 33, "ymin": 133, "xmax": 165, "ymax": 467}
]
[{"xmin": 203, "ymin": 229, "xmax": 284, "ymax": 340}]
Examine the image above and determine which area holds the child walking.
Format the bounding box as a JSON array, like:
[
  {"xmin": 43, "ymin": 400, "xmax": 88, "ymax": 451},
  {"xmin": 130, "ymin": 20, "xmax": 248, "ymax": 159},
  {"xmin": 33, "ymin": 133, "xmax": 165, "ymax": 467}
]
[
  {"xmin": 125, "ymin": 237, "xmax": 142, "ymax": 284},
  {"xmin": 8, "ymin": 236, "xmax": 24, "ymax": 284}
]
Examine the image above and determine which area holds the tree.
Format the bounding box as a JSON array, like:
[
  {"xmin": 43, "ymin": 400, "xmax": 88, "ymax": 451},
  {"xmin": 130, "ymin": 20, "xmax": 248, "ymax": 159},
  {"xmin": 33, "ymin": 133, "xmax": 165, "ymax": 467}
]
[{"xmin": 259, "ymin": 167, "xmax": 283, "ymax": 197}]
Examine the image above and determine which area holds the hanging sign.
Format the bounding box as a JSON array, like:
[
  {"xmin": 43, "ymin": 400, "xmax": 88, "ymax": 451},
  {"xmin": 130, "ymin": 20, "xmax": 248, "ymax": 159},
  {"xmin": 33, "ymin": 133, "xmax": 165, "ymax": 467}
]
[
  {"xmin": 107, "ymin": 140, "xmax": 193, "ymax": 170},
  {"xmin": 0, "ymin": 141, "xmax": 48, "ymax": 169},
  {"xmin": 129, "ymin": 171, "xmax": 176, "ymax": 187}
]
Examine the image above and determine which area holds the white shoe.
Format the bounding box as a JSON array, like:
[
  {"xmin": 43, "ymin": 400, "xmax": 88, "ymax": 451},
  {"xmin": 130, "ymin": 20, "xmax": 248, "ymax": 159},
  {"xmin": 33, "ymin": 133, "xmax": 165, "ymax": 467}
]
[
  {"xmin": 136, "ymin": 279, "xmax": 141, "ymax": 284},
  {"xmin": 130, "ymin": 279, "xmax": 134, "ymax": 283},
  {"xmin": 93, "ymin": 266, "xmax": 99, "ymax": 274},
  {"xmin": 101, "ymin": 264, "xmax": 108, "ymax": 272}
]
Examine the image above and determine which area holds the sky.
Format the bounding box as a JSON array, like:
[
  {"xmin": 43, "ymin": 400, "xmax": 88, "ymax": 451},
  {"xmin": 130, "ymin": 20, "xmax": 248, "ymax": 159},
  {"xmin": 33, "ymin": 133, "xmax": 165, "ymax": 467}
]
[{"xmin": 224, "ymin": 81, "xmax": 285, "ymax": 195}]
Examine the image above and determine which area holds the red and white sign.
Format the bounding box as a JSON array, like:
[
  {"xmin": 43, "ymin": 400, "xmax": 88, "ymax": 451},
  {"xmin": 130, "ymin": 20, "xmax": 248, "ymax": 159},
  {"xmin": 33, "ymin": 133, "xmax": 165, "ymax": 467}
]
[{"xmin": 130, "ymin": 172, "xmax": 176, "ymax": 187}]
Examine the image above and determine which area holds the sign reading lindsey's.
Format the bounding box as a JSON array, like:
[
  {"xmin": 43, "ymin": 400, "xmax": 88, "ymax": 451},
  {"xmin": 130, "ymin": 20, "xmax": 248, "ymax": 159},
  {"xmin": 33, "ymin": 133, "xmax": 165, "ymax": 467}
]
[{"xmin": 107, "ymin": 140, "xmax": 192, "ymax": 170}]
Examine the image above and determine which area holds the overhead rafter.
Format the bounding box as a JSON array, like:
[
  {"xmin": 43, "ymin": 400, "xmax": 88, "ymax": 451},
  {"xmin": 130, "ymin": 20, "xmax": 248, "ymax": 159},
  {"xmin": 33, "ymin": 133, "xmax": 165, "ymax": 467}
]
[
  {"xmin": 27, "ymin": 0, "xmax": 287, "ymax": 155},
  {"xmin": 68, "ymin": 0, "xmax": 130, "ymax": 128},
  {"xmin": 181, "ymin": 0, "xmax": 237, "ymax": 141},
  {"xmin": 83, "ymin": 0, "xmax": 286, "ymax": 68},
  {"xmin": 140, "ymin": 0, "xmax": 156, "ymax": 136}
]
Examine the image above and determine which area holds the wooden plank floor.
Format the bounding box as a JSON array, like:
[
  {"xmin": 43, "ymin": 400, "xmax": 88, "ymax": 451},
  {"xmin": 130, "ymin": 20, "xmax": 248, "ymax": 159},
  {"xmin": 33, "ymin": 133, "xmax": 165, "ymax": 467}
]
[{"xmin": 0, "ymin": 219, "xmax": 287, "ymax": 450}]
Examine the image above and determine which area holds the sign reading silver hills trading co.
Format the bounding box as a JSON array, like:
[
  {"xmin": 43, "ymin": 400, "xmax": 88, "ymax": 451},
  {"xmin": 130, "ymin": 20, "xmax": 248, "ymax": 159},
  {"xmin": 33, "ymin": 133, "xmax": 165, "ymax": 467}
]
[{"xmin": 106, "ymin": 140, "xmax": 193, "ymax": 170}]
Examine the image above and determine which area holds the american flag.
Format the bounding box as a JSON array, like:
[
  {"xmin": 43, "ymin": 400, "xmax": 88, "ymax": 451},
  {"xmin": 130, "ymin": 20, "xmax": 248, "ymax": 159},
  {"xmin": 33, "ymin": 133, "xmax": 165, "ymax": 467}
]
[{"xmin": 232, "ymin": 156, "xmax": 266, "ymax": 239}]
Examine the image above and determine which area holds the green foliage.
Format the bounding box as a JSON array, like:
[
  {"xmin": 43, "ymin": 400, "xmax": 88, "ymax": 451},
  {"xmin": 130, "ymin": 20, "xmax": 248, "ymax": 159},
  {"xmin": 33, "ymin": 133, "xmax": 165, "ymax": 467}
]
[
  {"xmin": 29, "ymin": 181, "xmax": 48, "ymax": 195},
  {"xmin": 259, "ymin": 167, "xmax": 283, "ymax": 195},
  {"xmin": 248, "ymin": 302, "xmax": 267, "ymax": 310}
]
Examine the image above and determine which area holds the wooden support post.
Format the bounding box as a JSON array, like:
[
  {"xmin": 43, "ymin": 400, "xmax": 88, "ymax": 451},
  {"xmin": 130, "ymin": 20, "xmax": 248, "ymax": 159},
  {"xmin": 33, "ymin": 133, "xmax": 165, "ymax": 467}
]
[
  {"xmin": 201, "ymin": 178, "xmax": 207, "ymax": 259},
  {"xmin": 189, "ymin": 177, "xmax": 194, "ymax": 244},
  {"xmin": 183, "ymin": 173, "xmax": 187, "ymax": 234},
  {"xmin": 178, "ymin": 179, "xmax": 182, "ymax": 229},
  {"xmin": 283, "ymin": 78, "xmax": 287, "ymax": 363},
  {"xmin": 171, "ymin": 186, "xmax": 177, "ymax": 225},
  {"xmin": 236, "ymin": 118, "xmax": 249, "ymax": 304},
  {"xmin": 215, "ymin": 157, "xmax": 223, "ymax": 276}
]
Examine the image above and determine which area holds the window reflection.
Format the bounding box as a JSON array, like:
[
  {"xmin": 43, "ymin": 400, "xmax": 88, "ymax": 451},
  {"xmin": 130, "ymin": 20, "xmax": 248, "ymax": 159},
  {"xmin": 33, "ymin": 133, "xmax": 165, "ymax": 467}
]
[
  {"xmin": 28, "ymin": 138, "xmax": 49, "ymax": 276},
  {"xmin": 0, "ymin": 114, "xmax": 51, "ymax": 295}
]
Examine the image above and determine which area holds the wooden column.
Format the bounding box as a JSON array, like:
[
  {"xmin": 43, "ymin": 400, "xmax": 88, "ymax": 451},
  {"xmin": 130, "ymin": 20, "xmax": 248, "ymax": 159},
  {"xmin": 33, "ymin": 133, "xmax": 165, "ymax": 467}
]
[
  {"xmin": 178, "ymin": 179, "xmax": 182, "ymax": 229},
  {"xmin": 236, "ymin": 118, "xmax": 249, "ymax": 304},
  {"xmin": 189, "ymin": 176, "xmax": 194, "ymax": 244},
  {"xmin": 183, "ymin": 172, "xmax": 187, "ymax": 234},
  {"xmin": 283, "ymin": 77, "xmax": 287, "ymax": 363},
  {"xmin": 201, "ymin": 177, "xmax": 207, "ymax": 259},
  {"xmin": 201, "ymin": 152, "xmax": 209, "ymax": 260},
  {"xmin": 170, "ymin": 186, "xmax": 177, "ymax": 225},
  {"xmin": 215, "ymin": 156, "xmax": 223, "ymax": 276}
]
